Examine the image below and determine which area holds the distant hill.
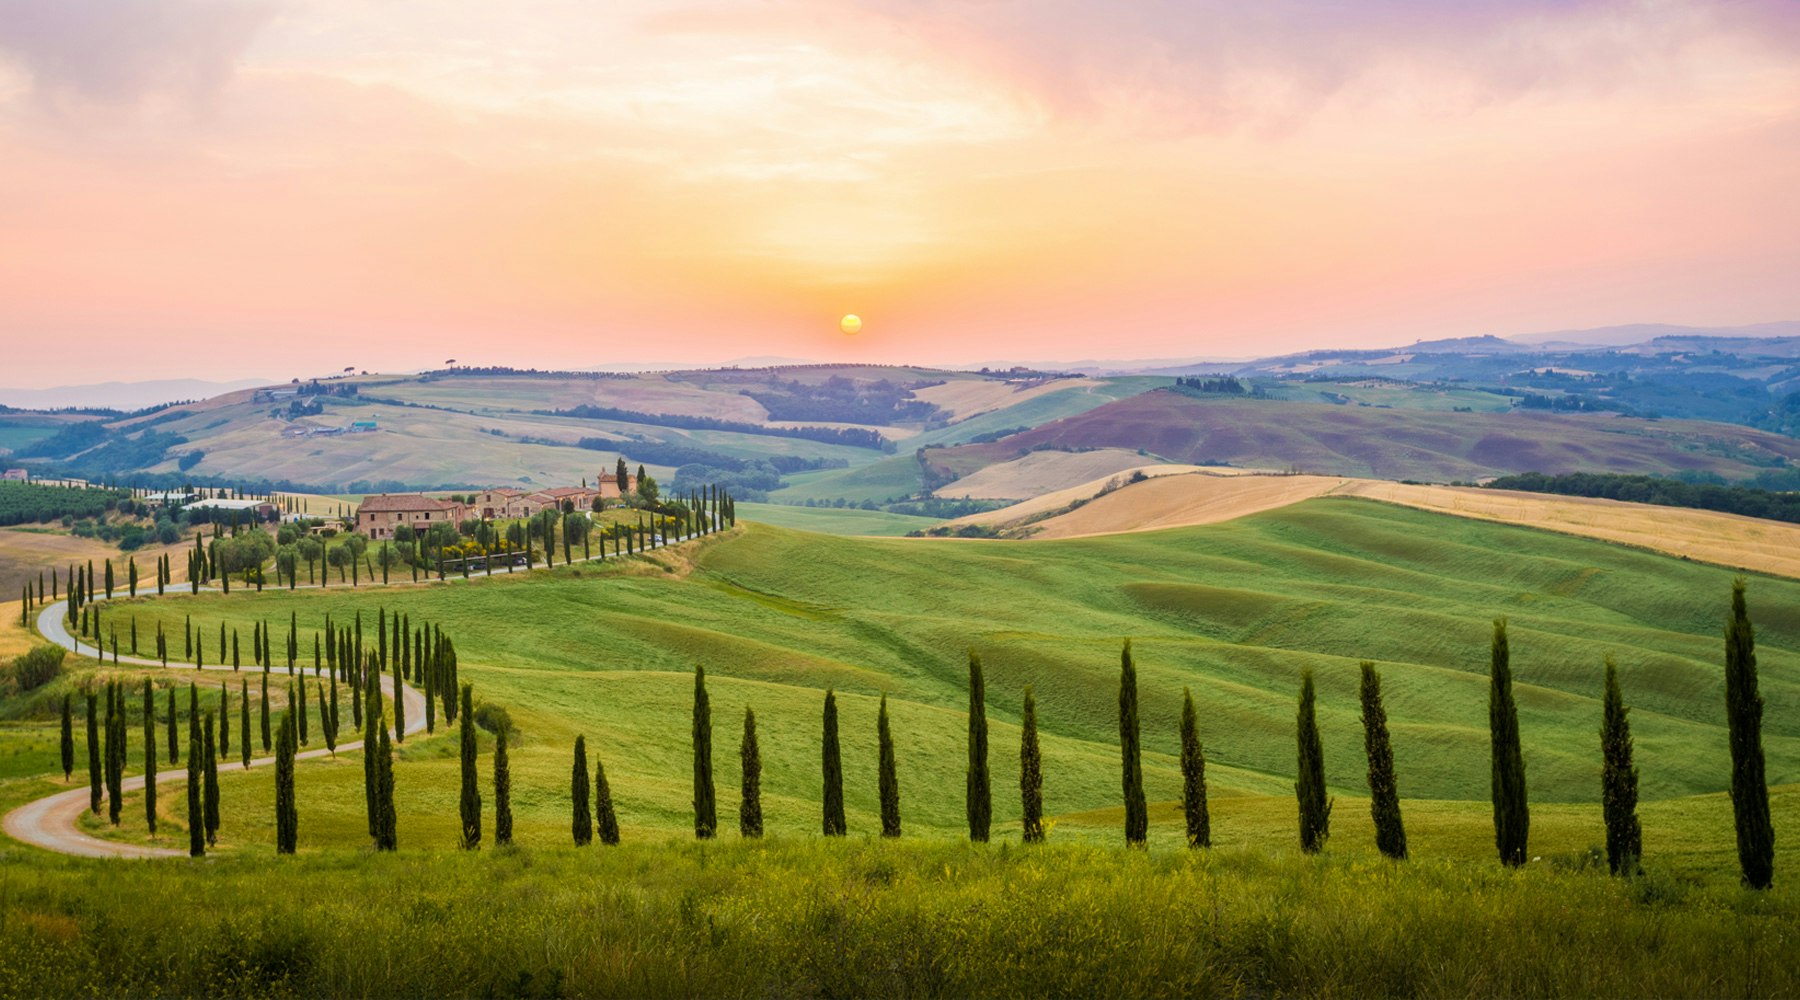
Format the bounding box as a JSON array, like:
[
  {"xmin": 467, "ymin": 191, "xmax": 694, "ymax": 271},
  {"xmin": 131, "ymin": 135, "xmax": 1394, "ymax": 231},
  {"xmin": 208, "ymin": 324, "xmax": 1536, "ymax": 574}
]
[
  {"xmin": 1510, "ymin": 321, "xmax": 1800, "ymax": 348},
  {"xmin": 922, "ymin": 388, "xmax": 1800, "ymax": 485},
  {"xmin": 0, "ymin": 377, "xmax": 276, "ymax": 411}
]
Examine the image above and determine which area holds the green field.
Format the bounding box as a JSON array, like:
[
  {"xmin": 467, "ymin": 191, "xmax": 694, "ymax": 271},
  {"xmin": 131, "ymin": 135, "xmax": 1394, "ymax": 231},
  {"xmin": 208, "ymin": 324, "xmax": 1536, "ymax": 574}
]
[
  {"xmin": 7, "ymin": 496, "xmax": 1800, "ymax": 995},
  {"xmin": 58, "ymin": 498, "xmax": 1800, "ymax": 841},
  {"xmin": 736, "ymin": 502, "xmax": 944, "ymax": 536}
]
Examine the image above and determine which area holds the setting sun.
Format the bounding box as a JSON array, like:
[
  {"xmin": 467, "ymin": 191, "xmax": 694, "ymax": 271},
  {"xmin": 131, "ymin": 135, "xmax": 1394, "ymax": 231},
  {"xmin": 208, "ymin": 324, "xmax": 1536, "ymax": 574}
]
[{"xmin": 839, "ymin": 314, "xmax": 863, "ymax": 335}]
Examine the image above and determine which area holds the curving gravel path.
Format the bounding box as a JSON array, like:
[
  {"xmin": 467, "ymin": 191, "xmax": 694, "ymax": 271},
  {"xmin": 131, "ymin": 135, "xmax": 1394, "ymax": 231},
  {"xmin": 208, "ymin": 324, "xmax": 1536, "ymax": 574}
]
[{"xmin": 5, "ymin": 597, "xmax": 429, "ymax": 858}]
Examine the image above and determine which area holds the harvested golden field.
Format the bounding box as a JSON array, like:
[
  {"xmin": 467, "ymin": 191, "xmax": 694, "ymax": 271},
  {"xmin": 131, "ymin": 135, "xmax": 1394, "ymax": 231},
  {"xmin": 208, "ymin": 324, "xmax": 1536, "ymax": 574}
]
[
  {"xmin": 0, "ymin": 527, "xmax": 194, "ymax": 605},
  {"xmin": 910, "ymin": 376, "xmax": 1097, "ymax": 421},
  {"xmin": 934, "ymin": 447, "xmax": 1175, "ymax": 499},
  {"xmin": 960, "ymin": 471, "xmax": 1800, "ymax": 579}
]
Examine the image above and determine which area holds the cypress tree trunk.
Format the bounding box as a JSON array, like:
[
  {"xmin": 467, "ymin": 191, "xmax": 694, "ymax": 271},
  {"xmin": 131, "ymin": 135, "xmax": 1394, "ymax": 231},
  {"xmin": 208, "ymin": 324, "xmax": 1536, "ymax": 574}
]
[
  {"xmin": 1119, "ymin": 641, "xmax": 1147, "ymax": 846},
  {"xmin": 203, "ymin": 711, "xmax": 219, "ymax": 847},
  {"xmin": 692, "ymin": 666, "xmax": 715, "ymax": 839},
  {"xmin": 1600, "ymin": 655, "xmax": 1642, "ymax": 876},
  {"xmin": 1180, "ymin": 687, "xmax": 1210, "ymax": 849},
  {"xmin": 1723, "ymin": 579, "xmax": 1773, "ymax": 889},
  {"xmin": 1489, "ymin": 619, "xmax": 1530, "ymax": 868},
  {"xmin": 877, "ymin": 694, "xmax": 900, "ymax": 838},
  {"xmin": 274, "ymin": 714, "xmax": 297, "ymax": 854},
  {"xmin": 60, "ymin": 694, "xmax": 73, "ymax": 781},
  {"xmin": 459, "ymin": 684, "xmax": 480, "ymax": 849},
  {"xmin": 87, "ymin": 691, "xmax": 101, "ymax": 812},
  {"xmin": 966, "ymin": 652, "xmax": 991, "ymax": 843},
  {"xmin": 186, "ymin": 724, "xmax": 204, "ymax": 857},
  {"xmin": 740, "ymin": 707, "xmax": 763, "ymax": 838},
  {"xmin": 1359, "ymin": 662, "xmax": 1406, "ymax": 860},
  {"xmin": 142, "ymin": 680, "xmax": 157, "ymax": 835},
  {"xmin": 822, "ymin": 689, "xmax": 845, "ymax": 836},
  {"xmin": 594, "ymin": 754, "xmax": 620, "ymax": 845},
  {"xmin": 1020, "ymin": 685, "xmax": 1043, "ymax": 844},
  {"xmin": 1295, "ymin": 668, "xmax": 1331, "ymax": 854},
  {"xmin": 494, "ymin": 726, "xmax": 513, "ymax": 847},
  {"xmin": 571, "ymin": 736, "xmax": 592, "ymax": 846}
]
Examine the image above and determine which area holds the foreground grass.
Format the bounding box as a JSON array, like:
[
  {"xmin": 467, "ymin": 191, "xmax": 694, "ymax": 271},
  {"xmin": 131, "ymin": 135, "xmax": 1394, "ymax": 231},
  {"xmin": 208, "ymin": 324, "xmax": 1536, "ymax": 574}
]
[{"xmin": 1, "ymin": 839, "xmax": 1794, "ymax": 999}]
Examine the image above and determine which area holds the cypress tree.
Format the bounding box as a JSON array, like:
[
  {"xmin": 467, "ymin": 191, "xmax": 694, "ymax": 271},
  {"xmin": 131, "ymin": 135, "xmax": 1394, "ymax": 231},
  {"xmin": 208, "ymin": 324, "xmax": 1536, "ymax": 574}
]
[
  {"xmin": 391, "ymin": 658, "xmax": 403, "ymax": 743},
  {"xmin": 105, "ymin": 683, "xmax": 123, "ymax": 825},
  {"xmin": 274, "ymin": 713, "xmax": 297, "ymax": 854},
  {"xmin": 571, "ymin": 736, "xmax": 592, "ymax": 846},
  {"xmin": 494, "ymin": 726, "xmax": 513, "ymax": 847},
  {"xmin": 1020, "ymin": 685, "xmax": 1043, "ymax": 844},
  {"xmin": 966, "ymin": 652, "xmax": 991, "ymax": 843},
  {"xmin": 87, "ymin": 691, "xmax": 101, "ymax": 813},
  {"xmin": 219, "ymin": 681, "xmax": 230, "ymax": 757},
  {"xmin": 1295, "ymin": 668, "xmax": 1331, "ymax": 854},
  {"xmin": 425, "ymin": 659, "xmax": 436, "ymax": 734},
  {"xmin": 740, "ymin": 707, "xmax": 762, "ymax": 838},
  {"xmin": 260, "ymin": 678, "xmax": 271, "ymax": 751},
  {"xmin": 376, "ymin": 720, "xmax": 397, "ymax": 851},
  {"xmin": 1600, "ymin": 655, "xmax": 1641, "ymax": 876},
  {"xmin": 692, "ymin": 666, "xmax": 715, "ymax": 839},
  {"xmin": 296, "ymin": 679, "xmax": 307, "ymax": 745},
  {"xmin": 203, "ymin": 711, "xmax": 219, "ymax": 846},
  {"xmin": 1180, "ymin": 687, "xmax": 1210, "ymax": 849},
  {"xmin": 1489, "ymin": 618, "xmax": 1530, "ymax": 868},
  {"xmin": 319, "ymin": 682, "xmax": 336, "ymax": 756},
  {"xmin": 594, "ymin": 753, "xmax": 620, "ymax": 845},
  {"xmin": 364, "ymin": 697, "xmax": 380, "ymax": 839},
  {"xmin": 186, "ymin": 723, "xmax": 203, "ymax": 857},
  {"xmin": 877, "ymin": 693, "xmax": 901, "ymax": 838},
  {"xmin": 1723, "ymin": 579, "xmax": 1773, "ymax": 889},
  {"xmin": 142, "ymin": 680, "xmax": 157, "ymax": 835},
  {"xmin": 822, "ymin": 689, "xmax": 845, "ymax": 837},
  {"xmin": 1119, "ymin": 640, "xmax": 1147, "ymax": 846},
  {"xmin": 166, "ymin": 688, "xmax": 178, "ymax": 765},
  {"xmin": 239, "ymin": 678, "xmax": 250, "ymax": 768},
  {"xmin": 1359, "ymin": 662, "xmax": 1406, "ymax": 860},
  {"xmin": 60, "ymin": 694, "xmax": 74, "ymax": 781},
  {"xmin": 459, "ymin": 684, "xmax": 480, "ymax": 849}
]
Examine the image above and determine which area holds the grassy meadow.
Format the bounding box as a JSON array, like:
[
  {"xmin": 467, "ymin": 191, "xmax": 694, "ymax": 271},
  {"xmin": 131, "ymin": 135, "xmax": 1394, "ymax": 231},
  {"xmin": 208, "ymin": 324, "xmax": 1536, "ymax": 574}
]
[{"xmin": 5, "ymin": 496, "xmax": 1798, "ymax": 995}]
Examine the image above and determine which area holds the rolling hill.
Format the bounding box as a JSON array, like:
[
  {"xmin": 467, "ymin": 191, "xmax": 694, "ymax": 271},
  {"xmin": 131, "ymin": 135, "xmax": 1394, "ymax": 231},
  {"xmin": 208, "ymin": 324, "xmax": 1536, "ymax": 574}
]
[{"xmin": 924, "ymin": 389, "xmax": 1800, "ymax": 487}]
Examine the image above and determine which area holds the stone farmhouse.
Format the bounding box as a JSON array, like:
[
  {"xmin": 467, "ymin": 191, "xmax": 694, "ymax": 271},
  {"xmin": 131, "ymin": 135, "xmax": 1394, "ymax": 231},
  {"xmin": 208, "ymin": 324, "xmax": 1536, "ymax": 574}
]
[{"xmin": 357, "ymin": 493, "xmax": 467, "ymax": 540}]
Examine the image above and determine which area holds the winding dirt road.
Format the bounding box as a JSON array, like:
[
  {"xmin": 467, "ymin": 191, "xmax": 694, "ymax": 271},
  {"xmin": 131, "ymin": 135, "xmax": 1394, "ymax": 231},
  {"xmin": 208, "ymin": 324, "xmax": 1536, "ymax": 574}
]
[{"xmin": 5, "ymin": 598, "xmax": 429, "ymax": 858}]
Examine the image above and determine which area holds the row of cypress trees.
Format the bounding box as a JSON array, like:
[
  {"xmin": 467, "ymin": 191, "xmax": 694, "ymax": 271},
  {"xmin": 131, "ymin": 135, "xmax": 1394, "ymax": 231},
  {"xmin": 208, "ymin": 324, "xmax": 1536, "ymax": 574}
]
[{"xmin": 658, "ymin": 582, "xmax": 1770, "ymax": 888}]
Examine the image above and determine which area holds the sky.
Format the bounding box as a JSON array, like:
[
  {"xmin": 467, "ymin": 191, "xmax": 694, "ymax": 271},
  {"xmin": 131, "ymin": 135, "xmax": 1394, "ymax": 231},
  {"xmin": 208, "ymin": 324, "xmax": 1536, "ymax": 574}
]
[{"xmin": 0, "ymin": 0, "xmax": 1797, "ymax": 386}]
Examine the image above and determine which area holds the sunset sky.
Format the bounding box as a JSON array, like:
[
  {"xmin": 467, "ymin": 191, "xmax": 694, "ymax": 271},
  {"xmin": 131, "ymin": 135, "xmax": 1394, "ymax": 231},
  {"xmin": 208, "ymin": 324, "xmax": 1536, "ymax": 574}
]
[{"xmin": 1, "ymin": 0, "xmax": 1797, "ymax": 386}]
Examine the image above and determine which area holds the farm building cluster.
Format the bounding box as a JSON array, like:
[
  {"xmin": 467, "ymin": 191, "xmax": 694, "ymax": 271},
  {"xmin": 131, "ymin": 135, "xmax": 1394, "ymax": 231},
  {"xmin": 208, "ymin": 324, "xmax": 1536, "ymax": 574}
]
[{"xmin": 355, "ymin": 472, "xmax": 638, "ymax": 540}]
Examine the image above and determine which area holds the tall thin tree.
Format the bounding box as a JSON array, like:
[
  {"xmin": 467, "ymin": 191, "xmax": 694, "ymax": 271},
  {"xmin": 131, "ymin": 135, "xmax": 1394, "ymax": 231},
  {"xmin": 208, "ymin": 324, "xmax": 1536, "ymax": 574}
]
[
  {"xmin": 1723, "ymin": 579, "xmax": 1773, "ymax": 889},
  {"xmin": 274, "ymin": 714, "xmax": 297, "ymax": 854},
  {"xmin": 966, "ymin": 652, "xmax": 991, "ymax": 842},
  {"xmin": 571, "ymin": 735, "xmax": 592, "ymax": 846},
  {"xmin": 494, "ymin": 725, "xmax": 513, "ymax": 847},
  {"xmin": 1119, "ymin": 640, "xmax": 1147, "ymax": 846},
  {"xmin": 878, "ymin": 693, "xmax": 901, "ymax": 838},
  {"xmin": 1359, "ymin": 662, "xmax": 1406, "ymax": 860},
  {"xmin": 692, "ymin": 666, "xmax": 715, "ymax": 839},
  {"xmin": 1295, "ymin": 668, "xmax": 1331, "ymax": 854},
  {"xmin": 740, "ymin": 707, "xmax": 763, "ymax": 838},
  {"xmin": 142, "ymin": 680, "xmax": 157, "ymax": 835},
  {"xmin": 60, "ymin": 693, "xmax": 74, "ymax": 781},
  {"xmin": 1600, "ymin": 655, "xmax": 1641, "ymax": 876},
  {"xmin": 1180, "ymin": 687, "xmax": 1210, "ymax": 849},
  {"xmin": 1020, "ymin": 685, "xmax": 1044, "ymax": 844},
  {"xmin": 594, "ymin": 753, "xmax": 620, "ymax": 845},
  {"xmin": 459, "ymin": 684, "xmax": 480, "ymax": 849},
  {"xmin": 203, "ymin": 711, "xmax": 219, "ymax": 847},
  {"xmin": 186, "ymin": 723, "xmax": 204, "ymax": 857},
  {"xmin": 1489, "ymin": 618, "xmax": 1529, "ymax": 868},
  {"xmin": 822, "ymin": 689, "xmax": 846, "ymax": 836}
]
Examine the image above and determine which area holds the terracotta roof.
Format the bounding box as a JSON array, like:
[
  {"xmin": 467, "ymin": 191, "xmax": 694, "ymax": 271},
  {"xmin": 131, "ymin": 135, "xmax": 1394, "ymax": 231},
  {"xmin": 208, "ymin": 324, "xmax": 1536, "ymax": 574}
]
[
  {"xmin": 537, "ymin": 486, "xmax": 592, "ymax": 497},
  {"xmin": 358, "ymin": 493, "xmax": 461, "ymax": 514},
  {"xmin": 482, "ymin": 488, "xmax": 525, "ymax": 497}
]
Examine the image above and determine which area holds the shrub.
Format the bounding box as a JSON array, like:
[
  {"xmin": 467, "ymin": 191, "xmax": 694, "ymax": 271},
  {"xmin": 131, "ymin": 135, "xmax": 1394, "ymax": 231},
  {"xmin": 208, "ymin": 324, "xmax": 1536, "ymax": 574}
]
[
  {"xmin": 8, "ymin": 644, "xmax": 66, "ymax": 692},
  {"xmin": 474, "ymin": 702, "xmax": 515, "ymax": 741}
]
